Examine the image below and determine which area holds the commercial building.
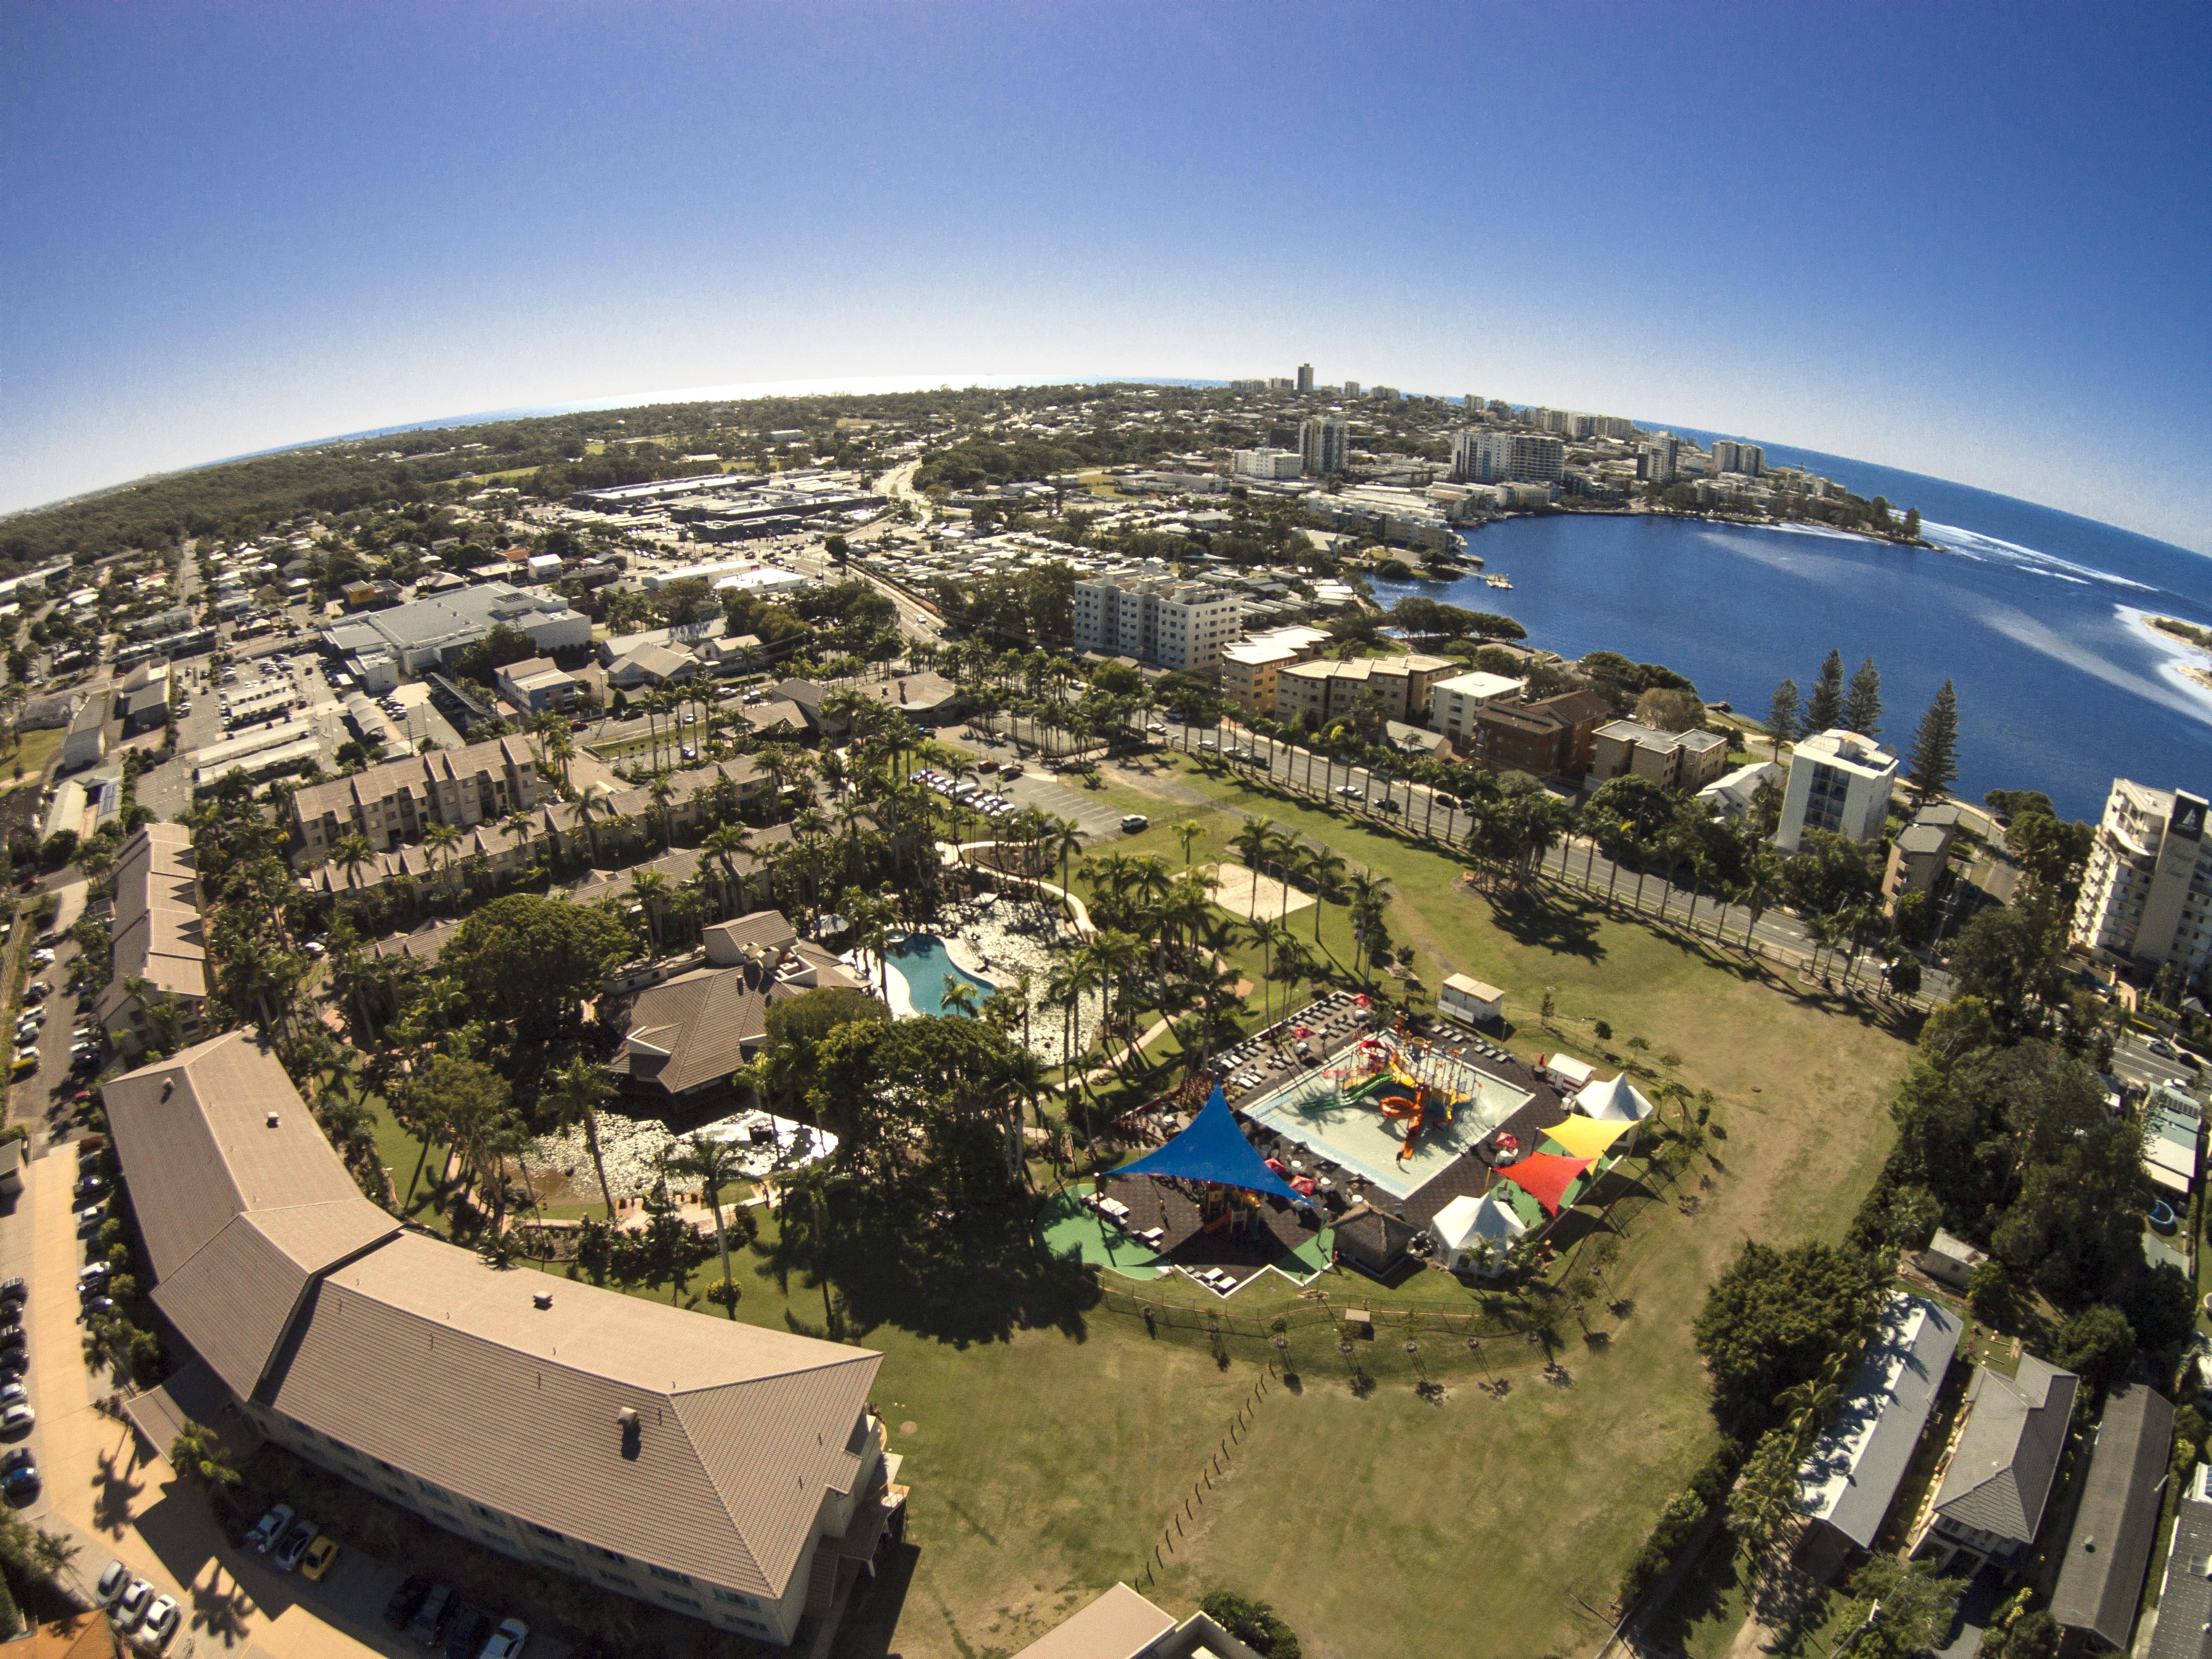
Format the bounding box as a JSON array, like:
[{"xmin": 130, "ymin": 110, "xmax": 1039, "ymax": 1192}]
[
  {"xmin": 1452, "ymin": 431, "xmax": 1565, "ymax": 487},
  {"xmin": 288, "ymin": 733, "xmax": 550, "ymax": 862},
  {"xmin": 1011, "ymin": 1583, "xmax": 1263, "ymax": 1659},
  {"xmin": 1590, "ymin": 720, "xmax": 1730, "ymax": 793},
  {"xmin": 495, "ymin": 656, "xmax": 581, "ymax": 714},
  {"xmin": 1218, "ymin": 625, "xmax": 1330, "ymax": 715},
  {"xmin": 1796, "ymin": 1293, "xmax": 1962, "ymax": 1551},
  {"xmin": 57, "ymin": 689, "xmax": 110, "ymax": 773},
  {"xmin": 320, "ymin": 583, "xmax": 591, "ymax": 673},
  {"xmin": 1230, "ymin": 448, "xmax": 1304, "ymax": 481},
  {"xmin": 103, "ymin": 1033, "xmax": 901, "ymax": 1648},
  {"xmin": 2071, "ymin": 780, "xmax": 2212, "ymax": 975},
  {"xmin": 95, "ymin": 823, "xmax": 206, "ymax": 1048},
  {"xmin": 1299, "ymin": 415, "xmax": 1349, "ymax": 478},
  {"xmin": 1921, "ymin": 1356, "xmax": 2079, "ymax": 1567},
  {"xmin": 1712, "ymin": 439, "xmax": 1765, "ymax": 477},
  {"xmin": 1071, "ymin": 577, "xmax": 1240, "ymax": 673},
  {"xmin": 2050, "ymin": 1384, "xmax": 2173, "ymax": 1653},
  {"xmin": 1275, "ymin": 654, "xmax": 1457, "ymax": 728},
  {"xmin": 1775, "ymin": 729, "xmax": 1899, "ymax": 850}
]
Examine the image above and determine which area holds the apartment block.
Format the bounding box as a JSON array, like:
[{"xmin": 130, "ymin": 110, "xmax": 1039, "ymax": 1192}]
[
  {"xmin": 1641, "ymin": 433, "xmax": 1681, "ymax": 485},
  {"xmin": 1775, "ymin": 729, "xmax": 1899, "ymax": 850},
  {"xmin": 104, "ymin": 1033, "xmax": 903, "ymax": 1648},
  {"xmin": 1712, "ymin": 439, "xmax": 1765, "ymax": 477},
  {"xmin": 1275, "ymin": 653, "xmax": 1457, "ymax": 727},
  {"xmin": 1591, "ymin": 720, "xmax": 1731, "ymax": 793},
  {"xmin": 1219, "ymin": 626, "xmax": 1330, "ymax": 714},
  {"xmin": 1299, "ymin": 415, "xmax": 1349, "ymax": 478},
  {"xmin": 1427, "ymin": 671, "xmax": 1526, "ymax": 742},
  {"xmin": 1295, "ymin": 363, "xmax": 1314, "ymax": 394},
  {"xmin": 289, "ymin": 733, "xmax": 550, "ymax": 862},
  {"xmin": 1452, "ymin": 430, "xmax": 1565, "ymax": 487},
  {"xmin": 1070, "ymin": 576, "xmax": 1240, "ymax": 673},
  {"xmin": 2071, "ymin": 780, "xmax": 2212, "ymax": 973},
  {"xmin": 95, "ymin": 822, "xmax": 206, "ymax": 1047},
  {"xmin": 1230, "ymin": 448, "xmax": 1304, "ymax": 481}
]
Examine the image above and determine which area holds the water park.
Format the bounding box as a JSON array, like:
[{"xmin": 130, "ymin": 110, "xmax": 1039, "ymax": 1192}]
[{"xmin": 1042, "ymin": 992, "xmax": 1660, "ymax": 1298}]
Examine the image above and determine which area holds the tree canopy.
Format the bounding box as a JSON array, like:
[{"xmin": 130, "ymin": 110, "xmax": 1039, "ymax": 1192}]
[{"xmin": 440, "ymin": 894, "xmax": 636, "ymax": 1032}]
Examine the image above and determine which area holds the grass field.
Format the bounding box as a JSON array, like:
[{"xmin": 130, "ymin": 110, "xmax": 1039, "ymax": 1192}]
[{"xmin": 1, "ymin": 727, "xmax": 66, "ymax": 791}]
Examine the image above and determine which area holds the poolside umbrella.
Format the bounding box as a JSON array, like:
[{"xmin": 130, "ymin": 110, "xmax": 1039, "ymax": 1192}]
[
  {"xmin": 1497, "ymin": 1151, "xmax": 1592, "ymax": 1216},
  {"xmin": 1111, "ymin": 1086, "xmax": 1310, "ymax": 1206},
  {"xmin": 1539, "ymin": 1115, "xmax": 1634, "ymax": 1162}
]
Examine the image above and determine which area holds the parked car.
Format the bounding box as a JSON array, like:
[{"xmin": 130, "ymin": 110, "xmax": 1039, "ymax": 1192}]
[
  {"xmin": 272, "ymin": 1517, "xmax": 319, "ymax": 1571},
  {"xmin": 1, "ymin": 1403, "xmax": 34, "ymax": 1436},
  {"xmin": 80, "ymin": 1296, "xmax": 116, "ymax": 1320},
  {"xmin": 1120, "ymin": 813, "xmax": 1149, "ymax": 833},
  {"xmin": 0, "ymin": 1278, "xmax": 26, "ymax": 1306},
  {"xmin": 479, "ymin": 1617, "xmax": 529, "ymax": 1659},
  {"xmin": 2, "ymin": 1449, "xmax": 39, "ymax": 1503},
  {"xmin": 116, "ymin": 1578, "xmax": 154, "ymax": 1628},
  {"xmin": 406, "ymin": 1582, "xmax": 456, "ymax": 1645},
  {"xmin": 300, "ymin": 1534, "xmax": 340, "ymax": 1581},
  {"xmin": 75, "ymin": 1204, "xmax": 106, "ymax": 1228},
  {"xmin": 383, "ymin": 1575, "xmax": 430, "ymax": 1628},
  {"xmin": 30, "ymin": 949, "xmax": 53, "ymax": 968},
  {"xmin": 95, "ymin": 1560, "xmax": 128, "ymax": 1605},
  {"xmin": 142, "ymin": 1595, "xmax": 180, "ymax": 1647},
  {"xmin": 21, "ymin": 982, "xmax": 46, "ymax": 1002},
  {"xmin": 245, "ymin": 1504, "xmax": 293, "ymax": 1553},
  {"xmin": 0, "ymin": 1384, "xmax": 27, "ymax": 1410},
  {"xmin": 444, "ymin": 1608, "xmax": 490, "ymax": 1659}
]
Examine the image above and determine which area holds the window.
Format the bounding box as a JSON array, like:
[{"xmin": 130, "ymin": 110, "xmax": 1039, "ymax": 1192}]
[
  {"xmin": 529, "ymin": 1523, "xmax": 565, "ymax": 1541},
  {"xmin": 647, "ymin": 1565, "xmax": 692, "ymax": 1586}
]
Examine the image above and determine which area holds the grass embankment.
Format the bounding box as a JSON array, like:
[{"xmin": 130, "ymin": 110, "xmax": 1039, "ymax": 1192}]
[{"xmin": 1, "ymin": 729, "xmax": 65, "ymax": 792}]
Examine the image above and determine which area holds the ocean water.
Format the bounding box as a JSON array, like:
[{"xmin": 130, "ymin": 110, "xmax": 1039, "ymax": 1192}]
[{"xmin": 1374, "ymin": 456, "xmax": 2212, "ymax": 821}]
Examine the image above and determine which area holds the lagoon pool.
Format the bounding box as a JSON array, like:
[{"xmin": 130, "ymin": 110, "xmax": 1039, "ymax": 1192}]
[{"xmin": 887, "ymin": 935, "xmax": 995, "ymax": 1017}]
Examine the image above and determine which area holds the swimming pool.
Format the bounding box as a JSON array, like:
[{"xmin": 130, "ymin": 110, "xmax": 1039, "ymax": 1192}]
[{"xmin": 886, "ymin": 935, "xmax": 996, "ymax": 1018}]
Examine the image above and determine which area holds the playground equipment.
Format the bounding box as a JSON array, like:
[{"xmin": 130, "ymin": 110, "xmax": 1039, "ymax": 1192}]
[{"xmin": 1377, "ymin": 1076, "xmax": 1455, "ymax": 1162}]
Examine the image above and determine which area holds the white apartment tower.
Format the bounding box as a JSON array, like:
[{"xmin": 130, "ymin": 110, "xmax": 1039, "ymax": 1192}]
[
  {"xmin": 1231, "ymin": 448, "xmax": 1304, "ymax": 480},
  {"xmin": 1713, "ymin": 439, "xmax": 1765, "ymax": 477},
  {"xmin": 2071, "ymin": 780, "xmax": 2212, "ymax": 973},
  {"xmin": 1775, "ymin": 729, "xmax": 1899, "ymax": 850},
  {"xmin": 1453, "ymin": 431, "xmax": 1564, "ymax": 487},
  {"xmin": 1300, "ymin": 415, "xmax": 1349, "ymax": 478},
  {"xmin": 1642, "ymin": 433, "xmax": 1682, "ymax": 485},
  {"xmin": 1071, "ymin": 576, "xmax": 1240, "ymax": 674}
]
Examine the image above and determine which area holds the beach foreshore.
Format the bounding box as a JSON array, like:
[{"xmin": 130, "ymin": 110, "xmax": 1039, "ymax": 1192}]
[{"xmin": 2135, "ymin": 612, "xmax": 2212, "ymax": 694}]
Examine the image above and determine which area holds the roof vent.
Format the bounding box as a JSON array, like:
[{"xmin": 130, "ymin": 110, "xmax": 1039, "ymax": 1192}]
[
  {"xmin": 618, "ymin": 1406, "xmax": 641, "ymax": 1461},
  {"xmin": 266, "ymin": 1113, "xmax": 281, "ymax": 1129},
  {"xmin": 533, "ymin": 1291, "xmax": 554, "ymax": 1310},
  {"xmin": 2082, "ymin": 1535, "xmax": 2096, "ymax": 1552}
]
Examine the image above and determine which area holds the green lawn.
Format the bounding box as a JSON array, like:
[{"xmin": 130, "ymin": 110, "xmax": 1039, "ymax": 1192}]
[
  {"xmin": 479, "ymin": 751, "xmax": 1914, "ymax": 1659},
  {"xmin": 1, "ymin": 727, "xmax": 65, "ymax": 791}
]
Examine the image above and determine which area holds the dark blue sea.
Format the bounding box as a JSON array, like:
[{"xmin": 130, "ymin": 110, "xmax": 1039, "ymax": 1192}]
[{"xmin": 1371, "ymin": 441, "xmax": 2212, "ymax": 822}]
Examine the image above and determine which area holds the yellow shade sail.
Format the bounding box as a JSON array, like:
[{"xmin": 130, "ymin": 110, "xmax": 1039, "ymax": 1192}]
[{"xmin": 1542, "ymin": 1114, "xmax": 1636, "ymax": 1161}]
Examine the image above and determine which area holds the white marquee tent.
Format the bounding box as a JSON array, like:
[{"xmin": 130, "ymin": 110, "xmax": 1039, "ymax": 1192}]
[
  {"xmin": 1430, "ymin": 1192, "xmax": 1526, "ymax": 1274},
  {"xmin": 1578, "ymin": 1073, "xmax": 1656, "ymax": 1123}
]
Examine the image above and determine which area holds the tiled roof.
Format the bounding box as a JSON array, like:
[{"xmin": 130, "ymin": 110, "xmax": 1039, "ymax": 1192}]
[
  {"xmin": 2052, "ymin": 1384, "xmax": 2174, "ymax": 1648},
  {"xmin": 1934, "ymin": 1356, "xmax": 2080, "ymax": 1544}
]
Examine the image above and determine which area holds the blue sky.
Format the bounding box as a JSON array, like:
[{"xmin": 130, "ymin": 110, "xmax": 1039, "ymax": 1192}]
[{"xmin": 4, "ymin": 2, "xmax": 2207, "ymax": 550}]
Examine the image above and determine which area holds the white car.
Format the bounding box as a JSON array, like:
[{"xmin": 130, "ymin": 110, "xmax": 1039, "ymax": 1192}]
[
  {"xmin": 0, "ymin": 1384, "xmax": 25, "ymax": 1410},
  {"xmin": 141, "ymin": 1594, "xmax": 180, "ymax": 1647},
  {"xmin": 95, "ymin": 1560, "xmax": 127, "ymax": 1606},
  {"xmin": 115, "ymin": 1578, "xmax": 154, "ymax": 1628},
  {"xmin": 1, "ymin": 1402, "xmax": 36, "ymax": 1435},
  {"xmin": 479, "ymin": 1616, "xmax": 529, "ymax": 1659}
]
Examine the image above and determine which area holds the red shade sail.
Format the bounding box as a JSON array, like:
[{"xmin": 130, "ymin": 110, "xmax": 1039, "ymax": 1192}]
[{"xmin": 1497, "ymin": 1151, "xmax": 1593, "ymax": 1215}]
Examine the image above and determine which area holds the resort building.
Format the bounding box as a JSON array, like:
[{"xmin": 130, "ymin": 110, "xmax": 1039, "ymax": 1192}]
[
  {"xmin": 95, "ymin": 822, "xmax": 206, "ymax": 1049},
  {"xmin": 1774, "ymin": 729, "xmax": 1899, "ymax": 850},
  {"xmin": 1589, "ymin": 720, "xmax": 1730, "ymax": 793},
  {"xmin": 1219, "ymin": 626, "xmax": 1330, "ymax": 715},
  {"xmin": 2051, "ymin": 1384, "xmax": 2173, "ymax": 1653},
  {"xmin": 1071, "ymin": 576, "xmax": 1240, "ymax": 673},
  {"xmin": 1274, "ymin": 654, "xmax": 1456, "ymax": 728},
  {"xmin": 103, "ymin": 1032, "xmax": 901, "ymax": 1649},
  {"xmin": 1011, "ymin": 1583, "xmax": 1264, "ymax": 1659},
  {"xmin": 288, "ymin": 734, "xmax": 551, "ymax": 862},
  {"xmin": 1920, "ymin": 1357, "xmax": 2079, "ymax": 1567},
  {"xmin": 2071, "ymin": 780, "xmax": 2212, "ymax": 975},
  {"xmin": 1796, "ymin": 1292, "xmax": 1962, "ymax": 1551}
]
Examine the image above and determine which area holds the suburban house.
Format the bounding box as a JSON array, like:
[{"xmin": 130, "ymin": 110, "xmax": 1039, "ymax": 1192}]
[
  {"xmin": 1797, "ymin": 1293, "xmax": 1963, "ymax": 1551},
  {"xmin": 1589, "ymin": 719, "xmax": 1730, "ymax": 793},
  {"xmin": 1920, "ymin": 1356, "xmax": 2080, "ymax": 1566},
  {"xmin": 1010, "ymin": 1583, "xmax": 1263, "ymax": 1659},
  {"xmin": 2051, "ymin": 1385, "xmax": 2174, "ymax": 1652},
  {"xmin": 612, "ymin": 911, "xmax": 860, "ymax": 1104},
  {"xmin": 95, "ymin": 823, "xmax": 207, "ymax": 1048},
  {"xmin": 1697, "ymin": 759, "xmax": 1783, "ymax": 823},
  {"xmin": 2149, "ymin": 1463, "xmax": 2212, "ymax": 1659},
  {"xmin": 607, "ymin": 641, "xmax": 701, "ymax": 690},
  {"xmin": 103, "ymin": 1032, "xmax": 904, "ymax": 1649},
  {"xmin": 288, "ymin": 734, "xmax": 551, "ymax": 862}
]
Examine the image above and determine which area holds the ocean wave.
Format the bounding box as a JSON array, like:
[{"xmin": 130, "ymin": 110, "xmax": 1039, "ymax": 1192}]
[
  {"xmin": 1973, "ymin": 598, "xmax": 2212, "ymax": 728},
  {"xmin": 1921, "ymin": 520, "xmax": 2157, "ymax": 593}
]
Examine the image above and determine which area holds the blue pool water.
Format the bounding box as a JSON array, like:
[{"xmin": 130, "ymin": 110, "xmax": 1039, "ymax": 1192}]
[{"xmin": 888, "ymin": 935, "xmax": 994, "ymax": 1017}]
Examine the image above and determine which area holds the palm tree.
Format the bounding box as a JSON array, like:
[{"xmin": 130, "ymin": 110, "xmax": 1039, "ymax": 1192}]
[
  {"xmin": 940, "ymin": 980, "xmax": 980, "ymax": 1018},
  {"xmin": 333, "ymin": 832, "xmax": 376, "ymax": 898},
  {"xmin": 630, "ymin": 870, "xmax": 672, "ymax": 954},
  {"xmin": 422, "ymin": 821, "xmax": 463, "ymax": 914},
  {"xmin": 1049, "ymin": 817, "xmax": 1086, "ymax": 925},
  {"xmin": 1301, "ymin": 846, "xmax": 1347, "ymax": 944},
  {"xmin": 1173, "ymin": 822, "xmax": 1203, "ymax": 868},
  {"xmin": 547, "ymin": 1056, "xmax": 620, "ymax": 1220},
  {"xmin": 672, "ymin": 1136, "xmax": 748, "ymax": 1315}
]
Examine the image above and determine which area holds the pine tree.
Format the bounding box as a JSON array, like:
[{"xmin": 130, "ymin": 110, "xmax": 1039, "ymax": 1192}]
[
  {"xmin": 1805, "ymin": 649, "xmax": 1845, "ymax": 731},
  {"xmin": 1766, "ymin": 679, "xmax": 1802, "ymax": 759},
  {"xmin": 1843, "ymin": 658, "xmax": 1883, "ymax": 736},
  {"xmin": 1908, "ymin": 681, "xmax": 1959, "ymax": 805}
]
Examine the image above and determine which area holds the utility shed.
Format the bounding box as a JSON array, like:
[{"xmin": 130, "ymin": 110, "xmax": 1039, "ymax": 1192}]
[{"xmin": 2051, "ymin": 1384, "xmax": 2174, "ymax": 1651}]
